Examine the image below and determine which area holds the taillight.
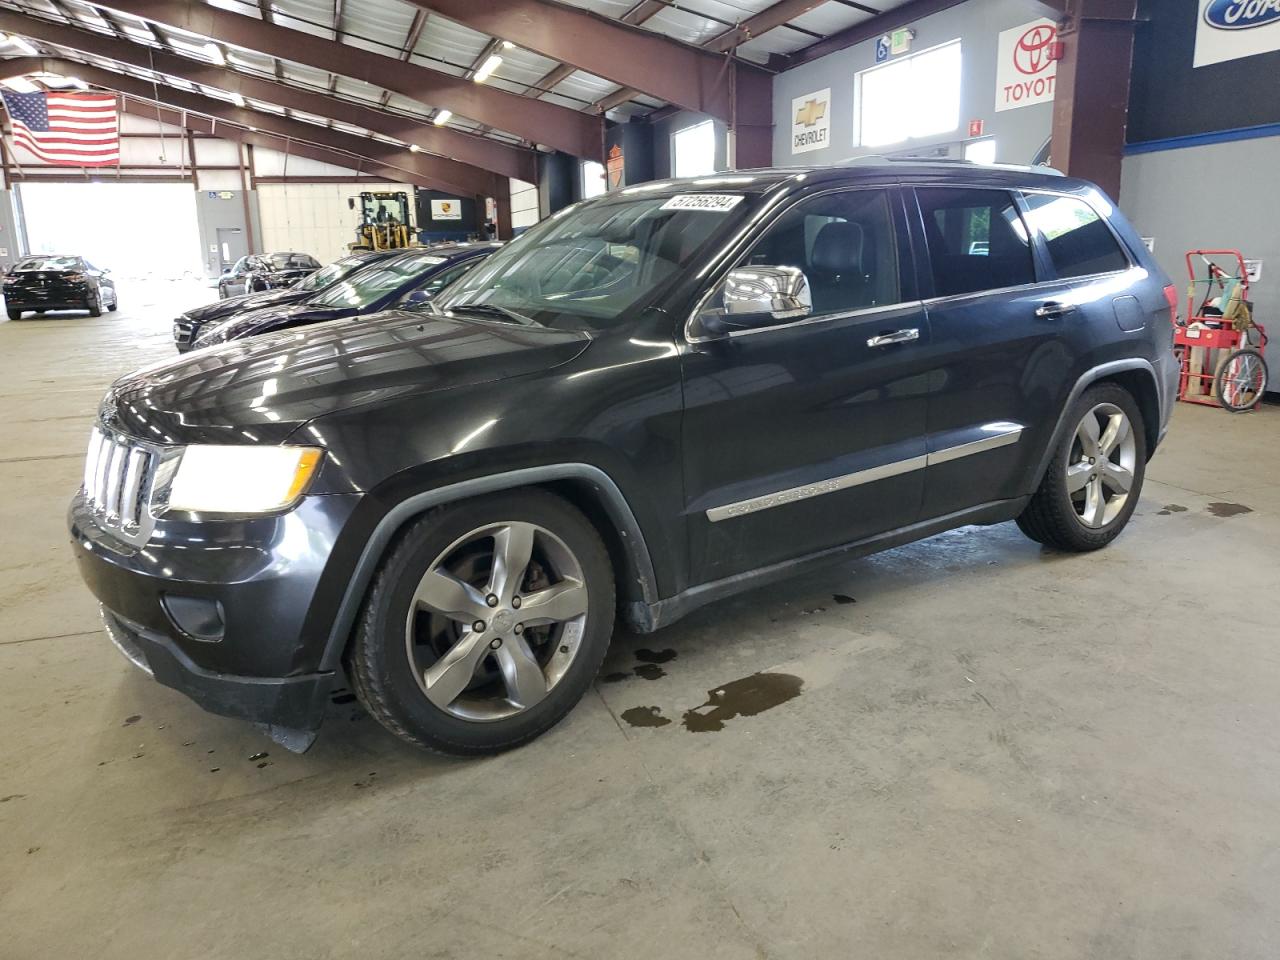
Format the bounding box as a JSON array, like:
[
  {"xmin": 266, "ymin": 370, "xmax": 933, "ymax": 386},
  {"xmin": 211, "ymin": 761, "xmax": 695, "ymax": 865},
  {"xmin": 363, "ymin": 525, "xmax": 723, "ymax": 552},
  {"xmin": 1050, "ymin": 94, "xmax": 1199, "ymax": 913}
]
[{"xmin": 1162, "ymin": 284, "xmax": 1178, "ymax": 325}]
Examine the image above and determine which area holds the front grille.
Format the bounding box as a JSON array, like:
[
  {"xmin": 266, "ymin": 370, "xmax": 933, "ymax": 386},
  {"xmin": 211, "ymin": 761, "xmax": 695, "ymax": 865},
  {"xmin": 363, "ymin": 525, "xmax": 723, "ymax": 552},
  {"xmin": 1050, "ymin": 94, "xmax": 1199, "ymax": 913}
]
[
  {"xmin": 173, "ymin": 317, "xmax": 195, "ymax": 345},
  {"xmin": 83, "ymin": 427, "xmax": 159, "ymax": 539}
]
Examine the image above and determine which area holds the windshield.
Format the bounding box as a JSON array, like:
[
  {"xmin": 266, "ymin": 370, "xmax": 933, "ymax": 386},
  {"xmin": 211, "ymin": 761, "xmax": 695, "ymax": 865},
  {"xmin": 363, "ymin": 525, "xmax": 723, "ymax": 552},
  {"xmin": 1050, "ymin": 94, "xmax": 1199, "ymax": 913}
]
[
  {"xmin": 312, "ymin": 252, "xmax": 446, "ymax": 309},
  {"xmin": 294, "ymin": 256, "xmax": 364, "ymax": 292},
  {"xmin": 434, "ymin": 191, "xmax": 755, "ymax": 329},
  {"xmin": 14, "ymin": 256, "xmax": 82, "ymax": 272},
  {"xmin": 267, "ymin": 253, "xmax": 320, "ymax": 271}
]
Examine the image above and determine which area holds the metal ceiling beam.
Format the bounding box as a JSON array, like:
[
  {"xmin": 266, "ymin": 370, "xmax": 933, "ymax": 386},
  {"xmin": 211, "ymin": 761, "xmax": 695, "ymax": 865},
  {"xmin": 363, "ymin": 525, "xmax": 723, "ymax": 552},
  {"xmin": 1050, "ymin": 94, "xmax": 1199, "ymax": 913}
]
[
  {"xmin": 88, "ymin": 0, "xmax": 602, "ymax": 157},
  {"xmin": 0, "ymin": 10, "xmax": 538, "ymax": 181},
  {"xmin": 402, "ymin": 0, "xmax": 767, "ymax": 122},
  {"xmin": 0, "ymin": 55, "xmax": 495, "ymax": 196},
  {"xmin": 702, "ymin": 0, "xmax": 832, "ymax": 53},
  {"xmin": 781, "ymin": 0, "xmax": 967, "ymax": 67}
]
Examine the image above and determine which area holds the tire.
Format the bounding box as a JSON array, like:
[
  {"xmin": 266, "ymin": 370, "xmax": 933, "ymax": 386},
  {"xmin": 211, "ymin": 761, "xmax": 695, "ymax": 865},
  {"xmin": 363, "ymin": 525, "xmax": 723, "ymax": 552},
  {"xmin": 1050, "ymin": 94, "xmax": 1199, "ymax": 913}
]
[
  {"xmin": 1214, "ymin": 348, "xmax": 1267, "ymax": 413},
  {"xmin": 347, "ymin": 489, "xmax": 615, "ymax": 756},
  {"xmin": 87, "ymin": 293, "xmax": 102, "ymax": 317},
  {"xmin": 6, "ymin": 308, "xmax": 20, "ymax": 321},
  {"xmin": 107, "ymin": 290, "xmax": 118, "ymax": 312},
  {"xmin": 218, "ymin": 284, "xmax": 228, "ymax": 300},
  {"xmin": 1016, "ymin": 382, "xmax": 1147, "ymax": 552}
]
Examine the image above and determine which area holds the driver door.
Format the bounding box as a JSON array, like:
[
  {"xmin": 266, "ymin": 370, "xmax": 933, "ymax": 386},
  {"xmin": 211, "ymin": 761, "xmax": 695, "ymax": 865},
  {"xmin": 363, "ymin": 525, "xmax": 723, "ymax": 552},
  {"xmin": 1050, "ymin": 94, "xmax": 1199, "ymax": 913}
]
[{"xmin": 679, "ymin": 186, "xmax": 932, "ymax": 582}]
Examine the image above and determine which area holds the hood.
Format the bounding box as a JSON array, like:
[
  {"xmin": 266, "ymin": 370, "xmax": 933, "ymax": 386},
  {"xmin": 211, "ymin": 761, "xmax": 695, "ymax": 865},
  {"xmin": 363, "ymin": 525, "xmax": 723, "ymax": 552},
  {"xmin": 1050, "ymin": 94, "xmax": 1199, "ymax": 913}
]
[
  {"xmin": 184, "ymin": 287, "xmax": 309, "ymax": 324},
  {"xmin": 194, "ymin": 302, "xmax": 352, "ymax": 347},
  {"xmin": 102, "ymin": 310, "xmax": 592, "ymax": 445}
]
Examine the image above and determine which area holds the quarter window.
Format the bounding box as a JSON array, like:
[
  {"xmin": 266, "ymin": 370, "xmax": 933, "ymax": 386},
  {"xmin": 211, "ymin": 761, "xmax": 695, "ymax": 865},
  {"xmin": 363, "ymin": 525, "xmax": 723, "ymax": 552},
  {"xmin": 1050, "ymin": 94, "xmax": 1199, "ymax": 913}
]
[
  {"xmin": 916, "ymin": 188, "xmax": 1035, "ymax": 297},
  {"xmin": 740, "ymin": 189, "xmax": 902, "ymax": 316},
  {"xmin": 1021, "ymin": 193, "xmax": 1129, "ymax": 279}
]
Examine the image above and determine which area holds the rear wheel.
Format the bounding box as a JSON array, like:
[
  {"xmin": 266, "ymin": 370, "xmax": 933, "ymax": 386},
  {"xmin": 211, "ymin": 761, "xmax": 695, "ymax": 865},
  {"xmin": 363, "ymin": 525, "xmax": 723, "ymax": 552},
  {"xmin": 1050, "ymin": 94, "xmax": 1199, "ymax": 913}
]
[
  {"xmin": 107, "ymin": 289, "xmax": 119, "ymax": 312},
  {"xmin": 1215, "ymin": 349, "xmax": 1268, "ymax": 413},
  {"xmin": 6, "ymin": 308, "xmax": 20, "ymax": 321},
  {"xmin": 1016, "ymin": 383, "xmax": 1146, "ymax": 551},
  {"xmin": 347, "ymin": 490, "xmax": 615, "ymax": 755}
]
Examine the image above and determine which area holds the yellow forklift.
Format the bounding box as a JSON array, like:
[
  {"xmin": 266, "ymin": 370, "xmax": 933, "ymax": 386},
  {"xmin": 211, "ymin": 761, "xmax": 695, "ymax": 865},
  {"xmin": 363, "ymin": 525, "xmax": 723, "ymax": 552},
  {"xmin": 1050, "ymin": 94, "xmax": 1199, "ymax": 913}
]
[{"xmin": 348, "ymin": 191, "xmax": 416, "ymax": 251}]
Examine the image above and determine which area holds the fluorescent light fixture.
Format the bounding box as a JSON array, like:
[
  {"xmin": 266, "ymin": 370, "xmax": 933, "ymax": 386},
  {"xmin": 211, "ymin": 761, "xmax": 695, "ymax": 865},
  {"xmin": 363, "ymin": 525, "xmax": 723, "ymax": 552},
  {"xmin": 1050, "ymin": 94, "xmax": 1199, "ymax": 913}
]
[
  {"xmin": 1, "ymin": 76, "xmax": 40, "ymax": 93},
  {"xmin": 433, "ymin": 109, "xmax": 452, "ymax": 126},
  {"xmin": 11, "ymin": 36, "xmax": 38, "ymax": 56},
  {"xmin": 410, "ymin": 143, "xmax": 421, "ymax": 152},
  {"xmin": 230, "ymin": 91, "xmax": 246, "ymax": 107},
  {"xmin": 473, "ymin": 54, "xmax": 502, "ymax": 83},
  {"xmin": 203, "ymin": 42, "xmax": 226, "ymax": 65},
  {"xmin": 67, "ymin": 76, "xmax": 88, "ymax": 89},
  {"xmin": 501, "ymin": 40, "xmax": 514, "ymax": 49}
]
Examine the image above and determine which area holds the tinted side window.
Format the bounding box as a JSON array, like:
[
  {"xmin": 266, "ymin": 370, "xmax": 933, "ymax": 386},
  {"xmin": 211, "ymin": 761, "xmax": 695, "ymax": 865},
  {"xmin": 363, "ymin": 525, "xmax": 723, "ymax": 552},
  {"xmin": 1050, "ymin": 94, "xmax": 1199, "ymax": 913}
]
[
  {"xmin": 916, "ymin": 188, "xmax": 1034, "ymax": 297},
  {"xmin": 742, "ymin": 188, "xmax": 902, "ymax": 315},
  {"xmin": 1022, "ymin": 193, "xmax": 1129, "ymax": 279}
]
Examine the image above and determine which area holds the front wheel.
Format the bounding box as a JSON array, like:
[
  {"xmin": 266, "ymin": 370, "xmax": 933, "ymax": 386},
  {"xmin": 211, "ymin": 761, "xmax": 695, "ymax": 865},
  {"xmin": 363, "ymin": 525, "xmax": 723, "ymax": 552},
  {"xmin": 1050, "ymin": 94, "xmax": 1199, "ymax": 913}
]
[
  {"xmin": 1215, "ymin": 349, "xmax": 1268, "ymax": 413},
  {"xmin": 87, "ymin": 293, "xmax": 102, "ymax": 317},
  {"xmin": 107, "ymin": 289, "xmax": 118, "ymax": 312},
  {"xmin": 6, "ymin": 308, "xmax": 20, "ymax": 321},
  {"xmin": 1016, "ymin": 382, "xmax": 1147, "ymax": 551},
  {"xmin": 347, "ymin": 489, "xmax": 616, "ymax": 755}
]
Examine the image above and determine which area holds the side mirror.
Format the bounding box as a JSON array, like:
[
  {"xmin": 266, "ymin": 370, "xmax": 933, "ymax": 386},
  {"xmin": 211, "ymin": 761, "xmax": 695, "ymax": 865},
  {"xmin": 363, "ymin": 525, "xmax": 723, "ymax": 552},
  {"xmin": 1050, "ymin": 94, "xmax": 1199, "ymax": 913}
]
[{"xmin": 702, "ymin": 265, "xmax": 812, "ymax": 335}]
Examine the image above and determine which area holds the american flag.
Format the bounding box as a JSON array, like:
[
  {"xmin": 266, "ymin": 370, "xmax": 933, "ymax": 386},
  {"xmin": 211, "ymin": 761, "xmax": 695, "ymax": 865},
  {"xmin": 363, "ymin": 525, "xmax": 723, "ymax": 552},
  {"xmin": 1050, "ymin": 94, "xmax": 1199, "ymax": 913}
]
[{"xmin": 1, "ymin": 90, "xmax": 119, "ymax": 167}]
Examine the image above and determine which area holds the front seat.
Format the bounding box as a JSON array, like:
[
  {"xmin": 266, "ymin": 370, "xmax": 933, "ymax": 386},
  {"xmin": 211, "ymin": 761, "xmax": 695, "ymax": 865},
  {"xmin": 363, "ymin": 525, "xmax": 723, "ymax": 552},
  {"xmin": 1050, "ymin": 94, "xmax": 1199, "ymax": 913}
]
[{"xmin": 809, "ymin": 221, "xmax": 868, "ymax": 314}]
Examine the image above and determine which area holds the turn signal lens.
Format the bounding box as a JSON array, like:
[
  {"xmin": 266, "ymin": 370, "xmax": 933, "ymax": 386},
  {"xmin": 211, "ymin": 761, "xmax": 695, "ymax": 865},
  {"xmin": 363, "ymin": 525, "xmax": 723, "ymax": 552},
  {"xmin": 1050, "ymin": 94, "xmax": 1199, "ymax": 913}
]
[{"xmin": 1162, "ymin": 284, "xmax": 1178, "ymax": 325}]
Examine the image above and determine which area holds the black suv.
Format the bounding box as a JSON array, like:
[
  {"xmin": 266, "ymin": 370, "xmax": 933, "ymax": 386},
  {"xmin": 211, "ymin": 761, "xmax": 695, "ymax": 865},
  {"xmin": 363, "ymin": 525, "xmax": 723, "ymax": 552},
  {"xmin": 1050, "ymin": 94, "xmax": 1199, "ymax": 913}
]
[
  {"xmin": 69, "ymin": 161, "xmax": 1178, "ymax": 756},
  {"xmin": 217, "ymin": 252, "xmax": 320, "ymax": 299}
]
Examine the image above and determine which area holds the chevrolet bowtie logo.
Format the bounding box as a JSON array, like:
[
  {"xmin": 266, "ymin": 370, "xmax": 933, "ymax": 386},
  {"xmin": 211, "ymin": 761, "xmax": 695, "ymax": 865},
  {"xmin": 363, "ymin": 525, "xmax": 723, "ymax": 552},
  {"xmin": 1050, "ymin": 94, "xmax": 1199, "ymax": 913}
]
[{"xmin": 795, "ymin": 99, "xmax": 826, "ymax": 127}]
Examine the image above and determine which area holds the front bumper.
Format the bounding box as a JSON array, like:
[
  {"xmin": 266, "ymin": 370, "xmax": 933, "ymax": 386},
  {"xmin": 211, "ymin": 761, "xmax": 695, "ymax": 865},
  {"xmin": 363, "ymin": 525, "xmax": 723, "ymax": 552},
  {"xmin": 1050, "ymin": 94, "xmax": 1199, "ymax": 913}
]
[{"xmin": 69, "ymin": 490, "xmax": 363, "ymax": 745}]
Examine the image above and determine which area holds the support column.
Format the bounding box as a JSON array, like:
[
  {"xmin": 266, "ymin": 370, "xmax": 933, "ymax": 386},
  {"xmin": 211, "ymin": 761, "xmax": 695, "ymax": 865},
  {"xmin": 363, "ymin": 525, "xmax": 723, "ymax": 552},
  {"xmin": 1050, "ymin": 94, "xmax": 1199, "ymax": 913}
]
[
  {"xmin": 729, "ymin": 66, "xmax": 773, "ymax": 170},
  {"xmin": 1049, "ymin": 0, "xmax": 1139, "ymax": 200}
]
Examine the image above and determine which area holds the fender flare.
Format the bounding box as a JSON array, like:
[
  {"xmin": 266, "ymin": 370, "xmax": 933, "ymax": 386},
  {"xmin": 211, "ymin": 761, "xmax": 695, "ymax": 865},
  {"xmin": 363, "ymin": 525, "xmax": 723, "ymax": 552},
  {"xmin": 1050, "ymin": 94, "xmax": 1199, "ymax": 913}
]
[
  {"xmin": 318, "ymin": 463, "xmax": 659, "ymax": 671},
  {"xmin": 1030, "ymin": 358, "xmax": 1161, "ymax": 487}
]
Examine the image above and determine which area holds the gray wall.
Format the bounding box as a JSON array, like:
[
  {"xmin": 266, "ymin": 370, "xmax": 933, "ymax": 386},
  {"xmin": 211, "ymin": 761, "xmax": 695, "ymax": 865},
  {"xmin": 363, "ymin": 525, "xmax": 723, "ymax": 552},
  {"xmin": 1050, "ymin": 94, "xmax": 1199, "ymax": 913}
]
[
  {"xmin": 0, "ymin": 190, "xmax": 22, "ymax": 272},
  {"xmin": 194, "ymin": 190, "xmax": 256, "ymax": 281},
  {"xmin": 1120, "ymin": 138, "xmax": 1280, "ymax": 307},
  {"xmin": 771, "ymin": 0, "xmax": 1057, "ymax": 167}
]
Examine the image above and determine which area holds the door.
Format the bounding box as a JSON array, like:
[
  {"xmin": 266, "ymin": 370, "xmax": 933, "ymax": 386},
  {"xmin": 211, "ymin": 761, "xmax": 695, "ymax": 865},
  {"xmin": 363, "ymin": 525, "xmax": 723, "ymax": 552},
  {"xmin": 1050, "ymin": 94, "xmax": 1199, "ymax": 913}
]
[
  {"xmin": 216, "ymin": 227, "xmax": 248, "ymax": 277},
  {"xmin": 910, "ymin": 185, "xmax": 1065, "ymax": 519},
  {"xmin": 680, "ymin": 186, "xmax": 931, "ymax": 583}
]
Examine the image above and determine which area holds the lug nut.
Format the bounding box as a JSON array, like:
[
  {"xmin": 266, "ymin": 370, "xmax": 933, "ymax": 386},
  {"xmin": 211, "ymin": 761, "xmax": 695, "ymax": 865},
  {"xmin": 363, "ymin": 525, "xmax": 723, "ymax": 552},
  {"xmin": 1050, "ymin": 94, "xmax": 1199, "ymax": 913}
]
[
  {"xmin": 486, "ymin": 594, "xmax": 498, "ymax": 607},
  {"xmin": 473, "ymin": 620, "xmax": 486, "ymax": 632},
  {"xmin": 511, "ymin": 596, "xmax": 521, "ymax": 609},
  {"xmin": 514, "ymin": 623, "xmax": 523, "ymax": 635},
  {"xmin": 489, "ymin": 637, "xmax": 502, "ymax": 649}
]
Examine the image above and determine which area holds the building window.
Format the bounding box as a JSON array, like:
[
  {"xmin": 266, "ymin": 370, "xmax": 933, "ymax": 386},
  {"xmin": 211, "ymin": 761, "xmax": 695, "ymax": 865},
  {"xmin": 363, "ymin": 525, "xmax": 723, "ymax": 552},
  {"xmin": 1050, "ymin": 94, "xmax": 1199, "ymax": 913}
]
[
  {"xmin": 581, "ymin": 160, "xmax": 606, "ymax": 199},
  {"xmin": 855, "ymin": 40, "xmax": 962, "ymax": 148},
  {"xmin": 963, "ymin": 138, "xmax": 997, "ymax": 165},
  {"xmin": 672, "ymin": 120, "xmax": 716, "ymax": 178}
]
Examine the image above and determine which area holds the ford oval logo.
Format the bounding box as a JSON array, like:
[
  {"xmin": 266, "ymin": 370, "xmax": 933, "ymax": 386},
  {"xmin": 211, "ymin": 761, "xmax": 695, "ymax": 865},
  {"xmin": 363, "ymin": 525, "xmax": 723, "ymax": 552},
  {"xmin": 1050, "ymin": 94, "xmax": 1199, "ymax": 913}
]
[{"xmin": 1204, "ymin": 0, "xmax": 1280, "ymax": 29}]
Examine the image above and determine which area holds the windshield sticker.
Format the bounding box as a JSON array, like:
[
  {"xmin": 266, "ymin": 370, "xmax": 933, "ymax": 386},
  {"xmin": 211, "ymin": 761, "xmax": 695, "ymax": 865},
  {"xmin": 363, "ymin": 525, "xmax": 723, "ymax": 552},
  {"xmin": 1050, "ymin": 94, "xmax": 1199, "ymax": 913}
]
[{"xmin": 660, "ymin": 194, "xmax": 745, "ymax": 213}]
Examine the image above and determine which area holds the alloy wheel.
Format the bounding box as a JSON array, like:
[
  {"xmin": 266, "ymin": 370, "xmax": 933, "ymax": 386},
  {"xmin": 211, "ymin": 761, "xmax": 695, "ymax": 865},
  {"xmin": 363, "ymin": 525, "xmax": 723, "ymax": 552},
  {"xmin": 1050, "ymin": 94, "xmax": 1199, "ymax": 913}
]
[
  {"xmin": 1066, "ymin": 402, "xmax": 1137, "ymax": 529},
  {"xmin": 404, "ymin": 521, "xmax": 589, "ymax": 721}
]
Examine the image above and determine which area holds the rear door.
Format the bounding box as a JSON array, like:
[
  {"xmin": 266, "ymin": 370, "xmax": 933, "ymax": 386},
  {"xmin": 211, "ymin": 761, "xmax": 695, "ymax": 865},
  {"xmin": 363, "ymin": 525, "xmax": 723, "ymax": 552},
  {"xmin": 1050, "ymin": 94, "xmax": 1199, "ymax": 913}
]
[
  {"xmin": 680, "ymin": 185, "xmax": 932, "ymax": 583},
  {"xmin": 910, "ymin": 185, "xmax": 1060, "ymax": 519}
]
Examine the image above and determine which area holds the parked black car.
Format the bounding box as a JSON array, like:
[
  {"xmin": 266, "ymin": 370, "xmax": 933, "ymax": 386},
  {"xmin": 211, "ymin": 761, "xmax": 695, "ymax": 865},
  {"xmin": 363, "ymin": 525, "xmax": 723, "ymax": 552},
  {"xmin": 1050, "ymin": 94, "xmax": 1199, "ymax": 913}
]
[
  {"xmin": 217, "ymin": 252, "xmax": 321, "ymax": 299},
  {"xmin": 4, "ymin": 255, "xmax": 117, "ymax": 320},
  {"xmin": 174, "ymin": 250, "xmax": 398, "ymax": 352},
  {"xmin": 70, "ymin": 161, "xmax": 1179, "ymax": 757},
  {"xmin": 191, "ymin": 243, "xmax": 498, "ymax": 350}
]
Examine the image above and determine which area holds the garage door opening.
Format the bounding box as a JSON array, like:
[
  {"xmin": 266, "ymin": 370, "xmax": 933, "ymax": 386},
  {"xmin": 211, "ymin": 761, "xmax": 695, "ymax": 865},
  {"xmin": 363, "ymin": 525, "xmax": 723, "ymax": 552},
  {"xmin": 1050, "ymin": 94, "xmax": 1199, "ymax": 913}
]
[{"xmin": 17, "ymin": 182, "xmax": 203, "ymax": 282}]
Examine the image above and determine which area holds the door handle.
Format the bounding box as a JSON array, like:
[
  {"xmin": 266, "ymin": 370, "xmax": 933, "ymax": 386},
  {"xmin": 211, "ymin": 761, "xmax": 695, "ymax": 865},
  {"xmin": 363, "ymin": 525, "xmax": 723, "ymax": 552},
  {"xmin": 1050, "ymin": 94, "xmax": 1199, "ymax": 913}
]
[
  {"xmin": 1035, "ymin": 301, "xmax": 1077, "ymax": 319},
  {"xmin": 866, "ymin": 328, "xmax": 920, "ymax": 348}
]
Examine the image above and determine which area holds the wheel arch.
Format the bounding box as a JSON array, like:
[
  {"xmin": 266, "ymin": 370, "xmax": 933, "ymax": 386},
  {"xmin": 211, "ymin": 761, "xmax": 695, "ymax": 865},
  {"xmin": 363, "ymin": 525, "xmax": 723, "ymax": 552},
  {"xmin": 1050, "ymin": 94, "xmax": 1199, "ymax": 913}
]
[
  {"xmin": 317, "ymin": 464, "xmax": 660, "ymax": 672},
  {"xmin": 1030, "ymin": 359, "xmax": 1162, "ymax": 489}
]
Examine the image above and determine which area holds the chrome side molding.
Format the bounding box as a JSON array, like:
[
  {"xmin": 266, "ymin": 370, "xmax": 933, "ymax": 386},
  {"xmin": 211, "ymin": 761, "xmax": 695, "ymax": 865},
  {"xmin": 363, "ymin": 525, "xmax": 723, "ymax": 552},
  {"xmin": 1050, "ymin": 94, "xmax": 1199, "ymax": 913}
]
[{"xmin": 706, "ymin": 422, "xmax": 1024, "ymax": 522}]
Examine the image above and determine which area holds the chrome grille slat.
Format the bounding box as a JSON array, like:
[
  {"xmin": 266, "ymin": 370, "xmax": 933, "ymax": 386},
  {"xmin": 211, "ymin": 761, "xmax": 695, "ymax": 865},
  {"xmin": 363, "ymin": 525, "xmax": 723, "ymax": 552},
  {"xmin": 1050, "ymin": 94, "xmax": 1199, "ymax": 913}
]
[{"xmin": 81, "ymin": 425, "xmax": 160, "ymax": 542}]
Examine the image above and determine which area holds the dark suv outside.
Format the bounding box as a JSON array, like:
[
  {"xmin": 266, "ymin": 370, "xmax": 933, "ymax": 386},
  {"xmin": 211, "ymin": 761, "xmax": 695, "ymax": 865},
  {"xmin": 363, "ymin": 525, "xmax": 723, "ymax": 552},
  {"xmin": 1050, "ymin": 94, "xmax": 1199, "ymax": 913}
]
[{"xmin": 69, "ymin": 160, "xmax": 1178, "ymax": 756}]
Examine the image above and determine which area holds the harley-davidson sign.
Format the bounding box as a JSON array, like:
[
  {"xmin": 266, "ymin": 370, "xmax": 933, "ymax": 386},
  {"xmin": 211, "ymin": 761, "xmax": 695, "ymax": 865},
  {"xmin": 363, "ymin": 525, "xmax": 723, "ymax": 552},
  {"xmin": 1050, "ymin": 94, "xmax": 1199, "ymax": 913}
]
[{"xmin": 994, "ymin": 19, "xmax": 1057, "ymax": 112}]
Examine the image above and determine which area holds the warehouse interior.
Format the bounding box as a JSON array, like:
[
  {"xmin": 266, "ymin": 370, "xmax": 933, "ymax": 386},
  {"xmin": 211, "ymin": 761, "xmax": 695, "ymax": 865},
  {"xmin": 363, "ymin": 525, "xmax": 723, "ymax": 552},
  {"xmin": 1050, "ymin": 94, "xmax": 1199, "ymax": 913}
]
[{"xmin": 1, "ymin": 1, "xmax": 1278, "ymax": 956}]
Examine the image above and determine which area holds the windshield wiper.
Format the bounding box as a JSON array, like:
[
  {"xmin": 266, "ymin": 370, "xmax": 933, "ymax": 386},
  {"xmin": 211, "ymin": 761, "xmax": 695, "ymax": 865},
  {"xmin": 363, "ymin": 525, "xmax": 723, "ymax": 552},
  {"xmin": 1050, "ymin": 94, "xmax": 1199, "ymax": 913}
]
[{"xmin": 446, "ymin": 303, "xmax": 535, "ymax": 325}]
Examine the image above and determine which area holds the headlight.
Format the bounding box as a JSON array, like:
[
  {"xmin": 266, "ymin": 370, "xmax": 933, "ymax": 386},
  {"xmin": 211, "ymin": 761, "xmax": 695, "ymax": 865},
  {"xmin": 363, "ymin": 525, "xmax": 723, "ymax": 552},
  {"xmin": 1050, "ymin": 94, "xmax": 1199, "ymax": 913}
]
[{"xmin": 165, "ymin": 445, "xmax": 323, "ymax": 514}]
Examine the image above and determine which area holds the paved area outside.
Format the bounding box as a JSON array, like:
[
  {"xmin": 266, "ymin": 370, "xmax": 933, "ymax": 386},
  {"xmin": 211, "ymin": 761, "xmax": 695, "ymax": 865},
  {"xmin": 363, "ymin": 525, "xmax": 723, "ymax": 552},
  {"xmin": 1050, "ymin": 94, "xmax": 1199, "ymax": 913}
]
[{"xmin": 2, "ymin": 288, "xmax": 1278, "ymax": 959}]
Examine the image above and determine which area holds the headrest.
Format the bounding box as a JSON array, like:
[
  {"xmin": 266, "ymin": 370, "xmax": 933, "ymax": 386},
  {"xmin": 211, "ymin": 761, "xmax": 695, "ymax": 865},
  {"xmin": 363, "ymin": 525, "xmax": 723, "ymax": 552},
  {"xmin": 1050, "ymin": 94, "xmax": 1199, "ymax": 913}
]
[{"xmin": 811, "ymin": 221, "xmax": 864, "ymax": 274}]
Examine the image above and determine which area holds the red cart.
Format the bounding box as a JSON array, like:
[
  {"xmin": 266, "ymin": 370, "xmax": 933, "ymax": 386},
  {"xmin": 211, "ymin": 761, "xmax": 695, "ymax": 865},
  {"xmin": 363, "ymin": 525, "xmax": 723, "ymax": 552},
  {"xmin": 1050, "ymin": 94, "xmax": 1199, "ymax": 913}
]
[{"xmin": 1175, "ymin": 249, "xmax": 1269, "ymax": 412}]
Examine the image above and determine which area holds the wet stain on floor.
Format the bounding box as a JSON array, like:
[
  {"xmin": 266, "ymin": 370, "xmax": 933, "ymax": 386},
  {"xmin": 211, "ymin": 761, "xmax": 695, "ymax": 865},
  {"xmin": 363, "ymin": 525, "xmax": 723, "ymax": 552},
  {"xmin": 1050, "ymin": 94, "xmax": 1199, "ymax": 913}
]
[
  {"xmin": 600, "ymin": 671, "xmax": 632, "ymax": 684},
  {"xmin": 1207, "ymin": 501, "xmax": 1252, "ymax": 518},
  {"xmin": 681, "ymin": 673, "xmax": 804, "ymax": 733},
  {"xmin": 121, "ymin": 714, "xmax": 141, "ymax": 726},
  {"xmin": 1155, "ymin": 504, "xmax": 1188, "ymax": 516},
  {"xmin": 620, "ymin": 705, "xmax": 671, "ymax": 728},
  {"xmin": 633, "ymin": 663, "xmax": 666, "ymax": 681},
  {"xmin": 833, "ymin": 593, "xmax": 857, "ymax": 604},
  {"xmin": 635, "ymin": 648, "xmax": 677, "ymax": 664}
]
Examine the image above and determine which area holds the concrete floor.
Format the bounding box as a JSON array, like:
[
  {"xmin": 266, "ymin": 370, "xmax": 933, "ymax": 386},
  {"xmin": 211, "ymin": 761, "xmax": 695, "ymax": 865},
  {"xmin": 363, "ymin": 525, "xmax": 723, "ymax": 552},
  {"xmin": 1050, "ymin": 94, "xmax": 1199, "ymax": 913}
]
[{"xmin": 2, "ymin": 286, "xmax": 1278, "ymax": 959}]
